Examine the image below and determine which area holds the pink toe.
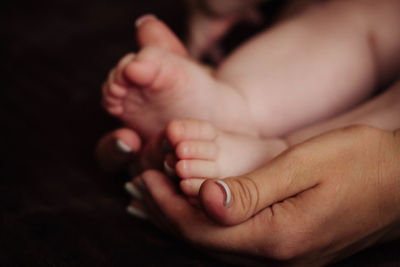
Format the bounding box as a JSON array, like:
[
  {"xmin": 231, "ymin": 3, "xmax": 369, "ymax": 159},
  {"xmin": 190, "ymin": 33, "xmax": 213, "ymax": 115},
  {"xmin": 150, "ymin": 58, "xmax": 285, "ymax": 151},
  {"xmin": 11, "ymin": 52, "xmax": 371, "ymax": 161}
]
[
  {"xmin": 109, "ymin": 83, "xmax": 127, "ymax": 98},
  {"xmin": 104, "ymin": 95, "xmax": 122, "ymax": 106},
  {"xmin": 175, "ymin": 159, "xmax": 218, "ymax": 179},
  {"xmin": 106, "ymin": 105, "xmax": 124, "ymax": 116},
  {"xmin": 165, "ymin": 120, "xmax": 184, "ymax": 146}
]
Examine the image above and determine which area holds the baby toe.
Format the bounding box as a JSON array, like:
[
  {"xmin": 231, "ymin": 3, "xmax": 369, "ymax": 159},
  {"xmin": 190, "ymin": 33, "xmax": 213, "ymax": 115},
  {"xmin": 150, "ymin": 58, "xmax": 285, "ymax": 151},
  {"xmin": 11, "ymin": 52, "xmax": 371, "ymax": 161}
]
[
  {"xmin": 103, "ymin": 93, "xmax": 122, "ymax": 106},
  {"xmin": 175, "ymin": 140, "xmax": 218, "ymax": 161},
  {"xmin": 176, "ymin": 159, "xmax": 219, "ymax": 179},
  {"xmin": 109, "ymin": 83, "xmax": 127, "ymax": 98},
  {"xmin": 123, "ymin": 57, "xmax": 160, "ymax": 88},
  {"xmin": 114, "ymin": 53, "xmax": 136, "ymax": 85},
  {"xmin": 104, "ymin": 102, "xmax": 124, "ymax": 116},
  {"xmin": 180, "ymin": 179, "xmax": 205, "ymax": 197},
  {"xmin": 165, "ymin": 119, "xmax": 217, "ymax": 146}
]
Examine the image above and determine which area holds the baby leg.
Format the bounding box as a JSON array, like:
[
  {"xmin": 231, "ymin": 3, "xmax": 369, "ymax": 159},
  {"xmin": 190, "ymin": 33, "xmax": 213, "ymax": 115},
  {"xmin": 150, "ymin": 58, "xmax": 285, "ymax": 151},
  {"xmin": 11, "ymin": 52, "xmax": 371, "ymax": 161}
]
[{"xmin": 214, "ymin": 0, "xmax": 400, "ymax": 137}]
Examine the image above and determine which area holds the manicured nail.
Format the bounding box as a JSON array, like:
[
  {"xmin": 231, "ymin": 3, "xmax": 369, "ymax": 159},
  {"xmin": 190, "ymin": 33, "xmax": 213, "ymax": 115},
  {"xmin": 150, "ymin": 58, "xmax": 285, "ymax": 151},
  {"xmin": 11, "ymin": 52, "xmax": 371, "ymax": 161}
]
[
  {"xmin": 215, "ymin": 180, "xmax": 232, "ymax": 207},
  {"xmin": 163, "ymin": 158, "xmax": 176, "ymax": 177},
  {"xmin": 126, "ymin": 206, "xmax": 148, "ymax": 220},
  {"xmin": 124, "ymin": 182, "xmax": 142, "ymax": 200},
  {"xmin": 135, "ymin": 14, "xmax": 157, "ymax": 28},
  {"xmin": 116, "ymin": 139, "xmax": 132, "ymax": 153}
]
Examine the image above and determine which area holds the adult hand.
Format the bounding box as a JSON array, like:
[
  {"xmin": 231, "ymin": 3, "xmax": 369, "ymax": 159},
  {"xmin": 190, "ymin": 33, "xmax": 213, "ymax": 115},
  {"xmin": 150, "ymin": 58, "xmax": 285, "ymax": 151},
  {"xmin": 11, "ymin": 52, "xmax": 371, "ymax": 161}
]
[
  {"xmin": 95, "ymin": 127, "xmax": 169, "ymax": 174},
  {"xmin": 95, "ymin": 128, "xmax": 142, "ymax": 172},
  {"xmin": 130, "ymin": 125, "xmax": 400, "ymax": 266}
]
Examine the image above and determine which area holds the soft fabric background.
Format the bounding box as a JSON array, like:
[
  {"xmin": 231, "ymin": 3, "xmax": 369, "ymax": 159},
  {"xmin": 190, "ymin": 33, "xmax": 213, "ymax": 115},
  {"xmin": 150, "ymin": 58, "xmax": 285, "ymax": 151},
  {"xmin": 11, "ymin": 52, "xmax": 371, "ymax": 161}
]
[{"xmin": 2, "ymin": 0, "xmax": 399, "ymax": 266}]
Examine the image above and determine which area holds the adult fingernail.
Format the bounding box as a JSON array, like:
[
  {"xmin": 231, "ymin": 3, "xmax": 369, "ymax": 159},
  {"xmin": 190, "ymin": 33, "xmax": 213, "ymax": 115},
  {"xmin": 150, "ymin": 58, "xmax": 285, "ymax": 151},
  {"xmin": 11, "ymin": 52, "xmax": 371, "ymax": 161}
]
[
  {"xmin": 124, "ymin": 182, "xmax": 142, "ymax": 200},
  {"xmin": 116, "ymin": 139, "xmax": 132, "ymax": 153},
  {"xmin": 135, "ymin": 14, "xmax": 157, "ymax": 28},
  {"xmin": 163, "ymin": 160, "xmax": 176, "ymax": 176},
  {"xmin": 126, "ymin": 206, "xmax": 148, "ymax": 220},
  {"xmin": 215, "ymin": 180, "xmax": 232, "ymax": 207},
  {"xmin": 163, "ymin": 154, "xmax": 176, "ymax": 177}
]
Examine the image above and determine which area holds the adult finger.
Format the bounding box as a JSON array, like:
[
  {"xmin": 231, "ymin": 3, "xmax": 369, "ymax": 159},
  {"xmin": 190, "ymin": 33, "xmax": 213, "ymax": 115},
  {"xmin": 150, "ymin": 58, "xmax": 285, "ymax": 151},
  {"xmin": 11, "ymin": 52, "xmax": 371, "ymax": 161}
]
[
  {"xmin": 95, "ymin": 128, "xmax": 142, "ymax": 171},
  {"xmin": 198, "ymin": 140, "xmax": 324, "ymax": 226}
]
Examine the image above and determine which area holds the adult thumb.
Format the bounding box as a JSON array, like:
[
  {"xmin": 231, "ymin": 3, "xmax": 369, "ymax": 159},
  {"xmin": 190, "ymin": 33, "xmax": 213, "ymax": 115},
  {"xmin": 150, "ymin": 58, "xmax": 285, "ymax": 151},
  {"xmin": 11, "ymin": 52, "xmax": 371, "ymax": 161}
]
[{"xmin": 199, "ymin": 154, "xmax": 320, "ymax": 226}]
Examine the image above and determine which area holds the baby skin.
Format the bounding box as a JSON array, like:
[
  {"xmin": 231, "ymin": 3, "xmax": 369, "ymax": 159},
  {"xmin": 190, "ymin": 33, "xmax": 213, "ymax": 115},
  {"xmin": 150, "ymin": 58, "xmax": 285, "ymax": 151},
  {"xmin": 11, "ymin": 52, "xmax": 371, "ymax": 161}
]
[
  {"xmin": 104, "ymin": 0, "xmax": 394, "ymax": 141},
  {"xmin": 104, "ymin": 0, "xmax": 400, "ymax": 200},
  {"xmin": 137, "ymin": 119, "xmax": 287, "ymax": 197},
  {"xmin": 103, "ymin": 15, "xmax": 256, "ymax": 140},
  {"xmin": 103, "ymin": 16, "xmax": 287, "ymax": 197}
]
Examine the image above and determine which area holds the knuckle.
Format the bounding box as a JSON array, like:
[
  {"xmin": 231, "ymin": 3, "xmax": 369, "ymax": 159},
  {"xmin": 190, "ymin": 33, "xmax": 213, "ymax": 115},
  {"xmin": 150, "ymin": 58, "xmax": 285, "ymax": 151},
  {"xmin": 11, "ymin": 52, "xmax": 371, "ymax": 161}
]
[{"xmin": 230, "ymin": 176, "xmax": 260, "ymax": 217}]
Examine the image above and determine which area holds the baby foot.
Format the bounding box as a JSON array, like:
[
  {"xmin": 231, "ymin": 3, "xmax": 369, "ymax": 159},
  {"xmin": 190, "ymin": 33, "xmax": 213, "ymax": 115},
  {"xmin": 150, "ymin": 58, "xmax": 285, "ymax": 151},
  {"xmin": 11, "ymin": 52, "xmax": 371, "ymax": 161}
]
[
  {"xmin": 162, "ymin": 119, "xmax": 288, "ymax": 196},
  {"xmin": 103, "ymin": 16, "xmax": 254, "ymax": 140}
]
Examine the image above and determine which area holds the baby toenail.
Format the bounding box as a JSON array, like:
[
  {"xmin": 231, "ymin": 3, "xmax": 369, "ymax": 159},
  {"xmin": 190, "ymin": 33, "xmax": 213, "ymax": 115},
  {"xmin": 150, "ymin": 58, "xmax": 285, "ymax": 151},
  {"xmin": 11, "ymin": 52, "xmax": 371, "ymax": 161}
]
[
  {"xmin": 135, "ymin": 14, "xmax": 158, "ymax": 28},
  {"xmin": 126, "ymin": 206, "xmax": 148, "ymax": 220},
  {"xmin": 116, "ymin": 139, "xmax": 132, "ymax": 153},
  {"xmin": 215, "ymin": 180, "xmax": 232, "ymax": 207},
  {"xmin": 124, "ymin": 182, "xmax": 142, "ymax": 200}
]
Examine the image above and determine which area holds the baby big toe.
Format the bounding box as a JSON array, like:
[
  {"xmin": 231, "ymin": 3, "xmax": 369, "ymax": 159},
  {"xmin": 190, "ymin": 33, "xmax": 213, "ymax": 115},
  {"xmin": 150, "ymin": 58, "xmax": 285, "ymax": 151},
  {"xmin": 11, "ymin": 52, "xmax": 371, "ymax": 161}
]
[
  {"xmin": 114, "ymin": 53, "xmax": 136, "ymax": 84},
  {"xmin": 123, "ymin": 59, "xmax": 160, "ymax": 88}
]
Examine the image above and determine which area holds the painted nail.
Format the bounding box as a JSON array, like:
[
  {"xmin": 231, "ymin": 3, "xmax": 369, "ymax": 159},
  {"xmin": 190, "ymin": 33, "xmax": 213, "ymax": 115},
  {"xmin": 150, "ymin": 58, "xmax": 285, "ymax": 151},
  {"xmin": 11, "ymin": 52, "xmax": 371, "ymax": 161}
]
[
  {"xmin": 215, "ymin": 180, "xmax": 232, "ymax": 207},
  {"xmin": 116, "ymin": 139, "xmax": 132, "ymax": 153},
  {"xmin": 124, "ymin": 182, "xmax": 142, "ymax": 200},
  {"xmin": 126, "ymin": 206, "xmax": 148, "ymax": 220},
  {"xmin": 135, "ymin": 14, "xmax": 157, "ymax": 28},
  {"xmin": 163, "ymin": 159, "xmax": 176, "ymax": 177}
]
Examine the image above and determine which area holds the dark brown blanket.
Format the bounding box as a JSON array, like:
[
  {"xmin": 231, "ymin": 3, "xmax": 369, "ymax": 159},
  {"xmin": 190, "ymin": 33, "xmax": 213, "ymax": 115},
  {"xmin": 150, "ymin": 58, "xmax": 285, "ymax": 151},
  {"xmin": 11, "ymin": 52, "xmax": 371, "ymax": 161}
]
[{"xmin": 2, "ymin": 0, "xmax": 399, "ymax": 266}]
